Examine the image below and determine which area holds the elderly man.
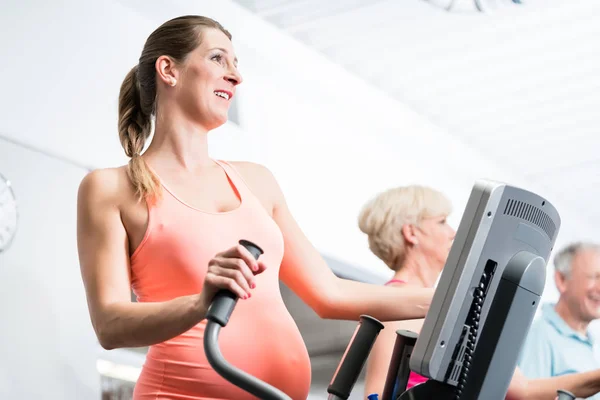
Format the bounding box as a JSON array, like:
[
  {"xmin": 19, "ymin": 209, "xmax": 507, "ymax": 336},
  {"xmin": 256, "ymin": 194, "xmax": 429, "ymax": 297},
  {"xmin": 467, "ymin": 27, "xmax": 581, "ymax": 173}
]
[{"xmin": 519, "ymin": 242, "xmax": 600, "ymax": 395}]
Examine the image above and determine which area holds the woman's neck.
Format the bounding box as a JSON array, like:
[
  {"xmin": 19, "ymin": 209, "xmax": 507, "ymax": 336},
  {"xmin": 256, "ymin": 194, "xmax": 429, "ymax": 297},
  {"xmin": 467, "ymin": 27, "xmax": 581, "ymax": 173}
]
[
  {"xmin": 393, "ymin": 253, "xmax": 442, "ymax": 288},
  {"xmin": 144, "ymin": 107, "xmax": 213, "ymax": 171}
]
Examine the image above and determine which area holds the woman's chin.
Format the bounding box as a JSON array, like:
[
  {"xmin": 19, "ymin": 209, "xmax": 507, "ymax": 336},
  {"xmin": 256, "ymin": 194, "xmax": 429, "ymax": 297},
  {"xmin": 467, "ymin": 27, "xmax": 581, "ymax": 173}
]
[{"xmin": 203, "ymin": 115, "xmax": 228, "ymax": 131}]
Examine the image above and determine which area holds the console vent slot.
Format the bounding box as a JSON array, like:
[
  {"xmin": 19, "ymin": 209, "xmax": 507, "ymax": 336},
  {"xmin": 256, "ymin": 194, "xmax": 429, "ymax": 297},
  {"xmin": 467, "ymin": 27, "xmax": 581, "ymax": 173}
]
[{"xmin": 503, "ymin": 199, "xmax": 555, "ymax": 239}]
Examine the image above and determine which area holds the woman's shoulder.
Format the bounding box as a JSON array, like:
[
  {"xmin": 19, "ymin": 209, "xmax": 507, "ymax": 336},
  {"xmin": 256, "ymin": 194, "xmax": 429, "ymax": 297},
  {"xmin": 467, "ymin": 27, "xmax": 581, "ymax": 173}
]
[
  {"xmin": 225, "ymin": 161, "xmax": 280, "ymax": 192},
  {"xmin": 224, "ymin": 160, "xmax": 285, "ymax": 212},
  {"xmin": 78, "ymin": 166, "xmax": 133, "ymax": 207},
  {"xmin": 226, "ymin": 160, "xmax": 273, "ymax": 179}
]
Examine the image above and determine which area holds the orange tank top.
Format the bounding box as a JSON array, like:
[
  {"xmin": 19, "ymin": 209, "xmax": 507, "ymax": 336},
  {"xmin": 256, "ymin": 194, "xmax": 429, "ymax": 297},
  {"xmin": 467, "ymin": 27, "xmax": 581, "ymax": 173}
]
[{"xmin": 130, "ymin": 160, "xmax": 311, "ymax": 400}]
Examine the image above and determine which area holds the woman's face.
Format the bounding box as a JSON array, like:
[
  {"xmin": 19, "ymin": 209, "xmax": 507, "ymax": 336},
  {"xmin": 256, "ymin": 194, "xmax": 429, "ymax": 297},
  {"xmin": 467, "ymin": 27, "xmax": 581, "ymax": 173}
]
[
  {"xmin": 175, "ymin": 28, "xmax": 243, "ymax": 130},
  {"xmin": 414, "ymin": 215, "xmax": 456, "ymax": 267}
]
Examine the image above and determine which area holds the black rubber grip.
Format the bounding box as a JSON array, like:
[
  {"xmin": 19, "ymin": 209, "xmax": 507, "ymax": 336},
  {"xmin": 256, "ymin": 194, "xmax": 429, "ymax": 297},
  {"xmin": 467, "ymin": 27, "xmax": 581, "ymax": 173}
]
[
  {"xmin": 205, "ymin": 240, "xmax": 263, "ymax": 327},
  {"xmin": 381, "ymin": 329, "xmax": 419, "ymax": 400},
  {"xmin": 239, "ymin": 239, "xmax": 264, "ymax": 260},
  {"xmin": 327, "ymin": 315, "xmax": 385, "ymax": 399}
]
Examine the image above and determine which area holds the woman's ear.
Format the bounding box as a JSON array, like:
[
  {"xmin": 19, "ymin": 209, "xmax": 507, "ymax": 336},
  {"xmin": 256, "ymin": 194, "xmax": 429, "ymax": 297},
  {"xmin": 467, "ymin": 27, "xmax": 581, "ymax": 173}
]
[
  {"xmin": 155, "ymin": 55, "xmax": 179, "ymax": 87},
  {"xmin": 401, "ymin": 224, "xmax": 419, "ymax": 246}
]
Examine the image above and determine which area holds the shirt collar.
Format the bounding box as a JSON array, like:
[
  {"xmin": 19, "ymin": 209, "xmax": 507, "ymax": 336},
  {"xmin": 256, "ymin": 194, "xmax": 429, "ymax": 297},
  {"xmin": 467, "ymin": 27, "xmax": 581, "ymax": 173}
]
[{"xmin": 542, "ymin": 303, "xmax": 594, "ymax": 345}]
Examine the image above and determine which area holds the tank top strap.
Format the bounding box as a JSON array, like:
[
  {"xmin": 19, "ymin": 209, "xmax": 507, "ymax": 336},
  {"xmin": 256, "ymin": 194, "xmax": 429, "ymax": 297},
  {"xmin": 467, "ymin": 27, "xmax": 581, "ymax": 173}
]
[
  {"xmin": 385, "ymin": 279, "xmax": 407, "ymax": 286},
  {"xmin": 213, "ymin": 159, "xmax": 257, "ymax": 202}
]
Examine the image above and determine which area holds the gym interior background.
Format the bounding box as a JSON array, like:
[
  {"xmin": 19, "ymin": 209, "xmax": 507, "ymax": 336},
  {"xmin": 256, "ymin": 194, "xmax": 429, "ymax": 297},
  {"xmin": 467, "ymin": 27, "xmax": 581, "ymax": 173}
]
[{"xmin": 1, "ymin": 0, "xmax": 599, "ymax": 398}]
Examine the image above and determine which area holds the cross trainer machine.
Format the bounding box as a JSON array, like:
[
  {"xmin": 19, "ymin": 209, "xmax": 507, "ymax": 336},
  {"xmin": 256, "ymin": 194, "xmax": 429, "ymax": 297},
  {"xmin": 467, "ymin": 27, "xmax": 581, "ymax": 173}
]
[{"xmin": 204, "ymin": 180, "xmax": 575, "ymax": 400}]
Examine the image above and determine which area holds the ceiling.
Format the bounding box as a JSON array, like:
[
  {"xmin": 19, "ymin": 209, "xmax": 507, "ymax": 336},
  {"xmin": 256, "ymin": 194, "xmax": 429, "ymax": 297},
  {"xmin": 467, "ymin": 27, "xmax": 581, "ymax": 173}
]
[{"xmin": 232, "ymin": 0, "xmax": 600, "ymax": 233}]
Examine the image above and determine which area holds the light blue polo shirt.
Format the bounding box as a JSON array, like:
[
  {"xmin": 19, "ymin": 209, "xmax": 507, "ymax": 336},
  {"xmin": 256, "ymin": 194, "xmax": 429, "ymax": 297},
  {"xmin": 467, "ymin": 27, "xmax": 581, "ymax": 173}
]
[{"xmin": 518, "ymin": 303, "xmax": 600, "ymax": 399}]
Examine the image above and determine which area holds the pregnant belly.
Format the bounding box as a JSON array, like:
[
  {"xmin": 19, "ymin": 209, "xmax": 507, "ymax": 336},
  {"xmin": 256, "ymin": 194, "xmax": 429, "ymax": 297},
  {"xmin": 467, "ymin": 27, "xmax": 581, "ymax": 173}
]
[{"xmin": 136, "ymin": 308, "xmax": 312, "ymax": 400}]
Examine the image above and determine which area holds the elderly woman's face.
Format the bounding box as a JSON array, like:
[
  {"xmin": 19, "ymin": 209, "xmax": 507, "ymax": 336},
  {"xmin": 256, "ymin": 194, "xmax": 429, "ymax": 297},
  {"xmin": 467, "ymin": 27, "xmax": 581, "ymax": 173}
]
[{"xmin": 415, "ymin": 215, "xmax": 456, "ymax": 266}]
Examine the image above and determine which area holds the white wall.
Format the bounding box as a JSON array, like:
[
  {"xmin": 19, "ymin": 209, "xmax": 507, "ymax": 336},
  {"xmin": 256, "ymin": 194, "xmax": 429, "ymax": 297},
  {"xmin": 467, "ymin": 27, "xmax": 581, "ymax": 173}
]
[
  {"xmin": 119, "ymin": 0, "xmax": 588, "ymax": 297},
  {"xmin": 0, "ymin": 138, "xmax": 99, "ymax": 399}
]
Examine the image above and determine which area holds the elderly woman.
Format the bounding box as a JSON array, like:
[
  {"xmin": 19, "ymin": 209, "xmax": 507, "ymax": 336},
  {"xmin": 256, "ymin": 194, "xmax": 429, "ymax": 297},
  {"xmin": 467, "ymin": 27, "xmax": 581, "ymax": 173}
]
[{"xmin": 358, "ymin": 185, "xmax": 600, "ymax": 400}]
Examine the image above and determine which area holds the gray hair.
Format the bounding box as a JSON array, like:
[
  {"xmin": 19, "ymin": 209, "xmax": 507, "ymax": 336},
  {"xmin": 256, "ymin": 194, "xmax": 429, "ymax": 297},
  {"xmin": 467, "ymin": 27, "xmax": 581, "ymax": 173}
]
[{"xmin": 553, "ymin": 241, "xmax": 600, "ymax": 277}]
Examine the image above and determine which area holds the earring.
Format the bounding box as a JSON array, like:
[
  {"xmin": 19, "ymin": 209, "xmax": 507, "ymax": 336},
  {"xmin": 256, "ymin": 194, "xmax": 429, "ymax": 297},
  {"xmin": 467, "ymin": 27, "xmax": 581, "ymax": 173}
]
[{"xmin": 170, "ymin": 79, "xmax": 177, "ymax": 87}]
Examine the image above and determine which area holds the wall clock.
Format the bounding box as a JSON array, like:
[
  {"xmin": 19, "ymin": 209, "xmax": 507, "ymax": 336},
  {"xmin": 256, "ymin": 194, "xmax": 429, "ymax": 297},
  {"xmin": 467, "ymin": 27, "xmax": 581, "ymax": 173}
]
[{"xmin": 0, "ymin": 173, "xmax": 18, "ymax": 253}]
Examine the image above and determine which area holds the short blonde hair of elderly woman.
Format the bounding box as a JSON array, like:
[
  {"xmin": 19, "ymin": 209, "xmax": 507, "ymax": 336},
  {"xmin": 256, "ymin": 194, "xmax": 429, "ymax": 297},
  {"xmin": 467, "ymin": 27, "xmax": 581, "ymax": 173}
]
[{"xmin": 358, "ymin": 185, "xmax": 452, "ymax": 270}]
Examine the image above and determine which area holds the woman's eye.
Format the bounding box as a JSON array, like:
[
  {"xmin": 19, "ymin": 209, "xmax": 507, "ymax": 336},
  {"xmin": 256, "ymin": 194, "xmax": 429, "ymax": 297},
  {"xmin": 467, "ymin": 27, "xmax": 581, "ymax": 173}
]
[{"xmin": 211, "ymin": 54, "xmax": 225, "ymax": 64}]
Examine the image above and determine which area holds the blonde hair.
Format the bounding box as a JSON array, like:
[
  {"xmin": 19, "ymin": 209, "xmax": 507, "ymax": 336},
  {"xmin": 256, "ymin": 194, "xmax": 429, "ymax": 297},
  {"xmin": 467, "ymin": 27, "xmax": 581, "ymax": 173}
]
[
  {"xmin": 118, "ymin": 15, "xmax": 232, "ymax": 202},
  {"xmin": 358, "ymin": 185, "xmax": 452, "ymax": 270}
]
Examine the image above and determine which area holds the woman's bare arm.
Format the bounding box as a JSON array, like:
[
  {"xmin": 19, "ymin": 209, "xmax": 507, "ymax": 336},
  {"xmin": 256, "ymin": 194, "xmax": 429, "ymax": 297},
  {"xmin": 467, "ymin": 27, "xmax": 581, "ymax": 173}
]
[{"xmin": 77, "ymin": 169, "xmax": 208, "ymax": 349}]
